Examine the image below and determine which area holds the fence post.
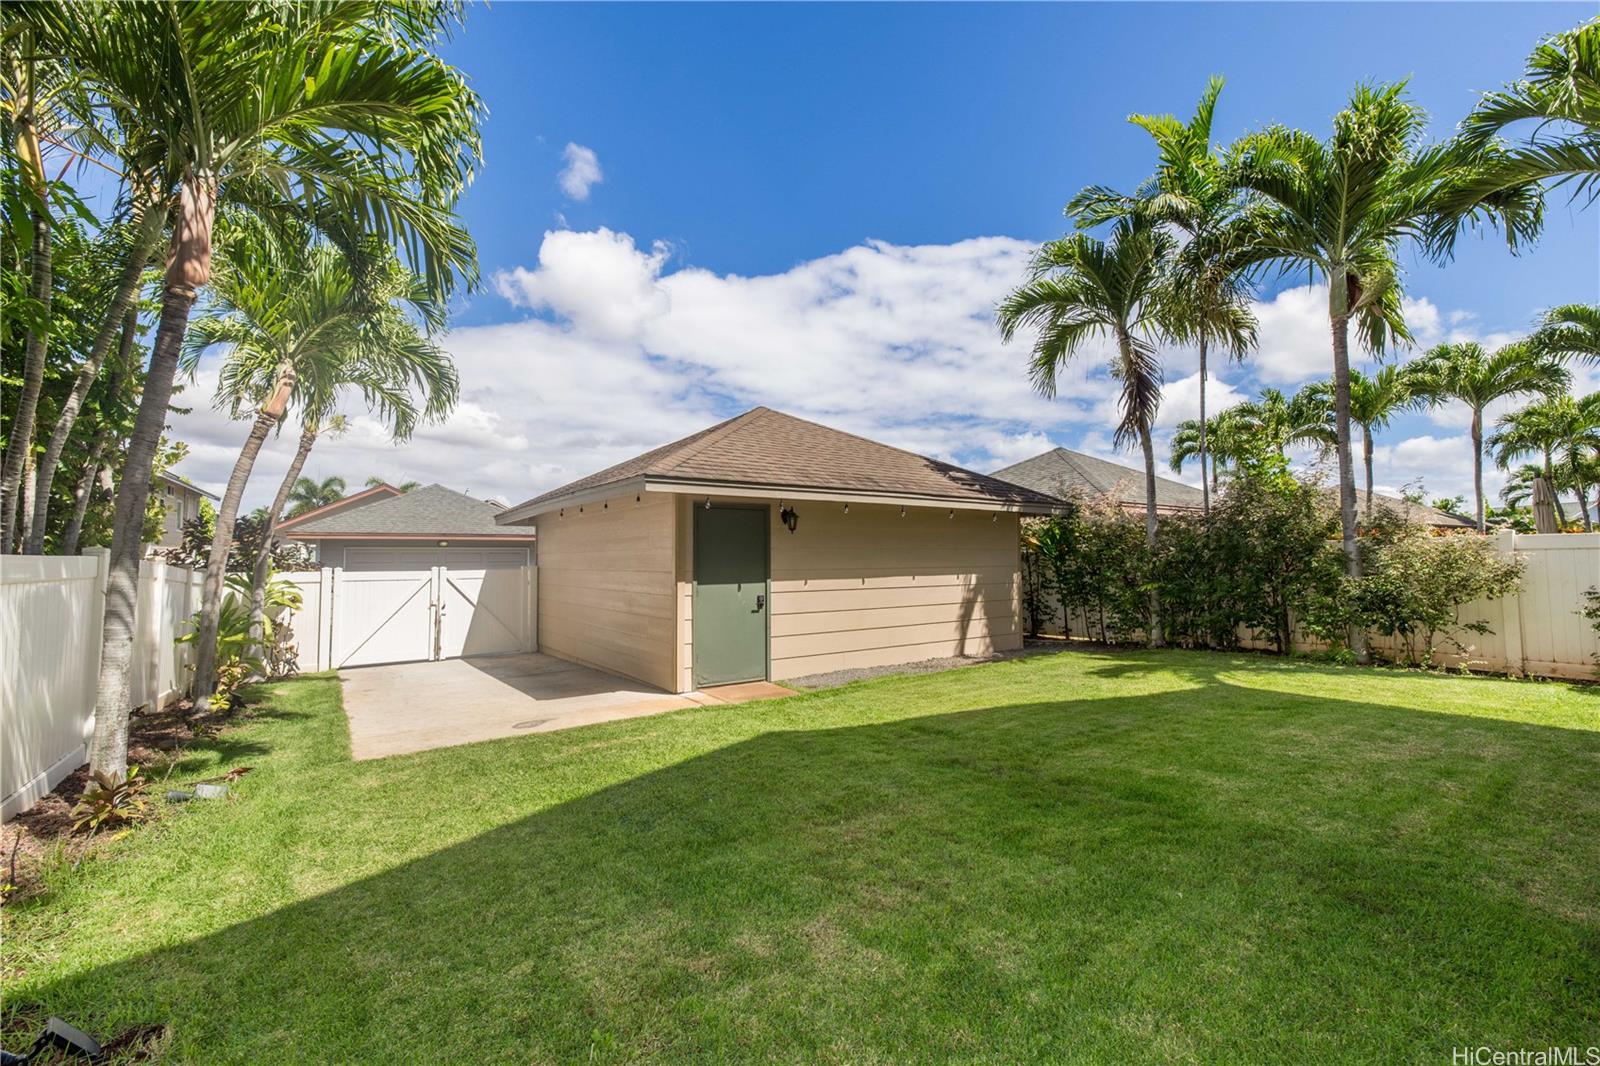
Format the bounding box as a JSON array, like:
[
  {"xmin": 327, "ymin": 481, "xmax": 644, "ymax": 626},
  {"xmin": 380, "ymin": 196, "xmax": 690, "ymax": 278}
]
[
  {"xmin": 1497, "ymin": 529, "xmax": 1525, "ymax": 677},
  {"xmin": 318, "ymin": 567, "xmax": 336, "ymax": 671}
]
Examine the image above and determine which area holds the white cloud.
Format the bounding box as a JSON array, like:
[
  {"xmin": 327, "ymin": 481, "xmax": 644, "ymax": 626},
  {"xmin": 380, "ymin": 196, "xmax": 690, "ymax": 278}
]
[
  {"xmin": 557, "ymin": 143, "xmax": 603, "ymax": 201},
  {"xmin": 163, "ymin": 229, "xmax": 1541, "ymax": 514}
]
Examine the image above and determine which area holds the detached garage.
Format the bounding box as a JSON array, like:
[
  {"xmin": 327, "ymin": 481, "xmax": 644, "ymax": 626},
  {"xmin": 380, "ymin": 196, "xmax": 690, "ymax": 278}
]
[
  {"xmin": 277, "ymin": 484, "xmax": 537, "ymax": 669},
  {"xmin": 495, "ymin": 407, "xmax": 1060, "ymax": 693}
]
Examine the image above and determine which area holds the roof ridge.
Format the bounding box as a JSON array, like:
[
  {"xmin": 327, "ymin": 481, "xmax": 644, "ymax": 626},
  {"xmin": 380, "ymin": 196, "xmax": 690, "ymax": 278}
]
[
  {"xmin": 758, "ymin": 407, "xmax": 1008, "ymax": 484},
  {"xmin": 655, "ymin": 407, "xmax": 771, "ymax": 475}
]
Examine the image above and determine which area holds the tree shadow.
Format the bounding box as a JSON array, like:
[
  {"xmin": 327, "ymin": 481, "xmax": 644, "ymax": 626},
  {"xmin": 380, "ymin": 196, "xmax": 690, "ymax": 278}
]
[{"xmin": 8, "ymin": 665, "xmax": 1600, "ymax": 1062}]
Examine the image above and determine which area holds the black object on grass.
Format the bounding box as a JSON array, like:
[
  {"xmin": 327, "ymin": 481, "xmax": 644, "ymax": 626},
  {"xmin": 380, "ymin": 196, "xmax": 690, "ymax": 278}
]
[{"xmin": 0, "ymin": 1016, "xmax": 105, "ymax": 1063}]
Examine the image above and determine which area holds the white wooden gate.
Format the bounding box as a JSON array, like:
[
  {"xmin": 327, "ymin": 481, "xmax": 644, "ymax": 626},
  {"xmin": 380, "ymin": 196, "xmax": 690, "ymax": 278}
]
[{"xmin": 297, "ymin": 565, "xmax": 537, "ymax": 670}]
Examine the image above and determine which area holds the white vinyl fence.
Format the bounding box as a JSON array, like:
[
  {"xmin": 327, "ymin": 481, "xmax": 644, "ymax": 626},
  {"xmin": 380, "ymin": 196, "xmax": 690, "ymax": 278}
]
[
  {"xmin": 274, "ymin": 564, "xmax": 537, "ymax": 672},
  {"xmin": 1047, "ymin": 532, "xmax": 1600, "ymax": 680},
  {"xmin": 2, "ymin": 549, "xmax": 202, "ymax": 820}
]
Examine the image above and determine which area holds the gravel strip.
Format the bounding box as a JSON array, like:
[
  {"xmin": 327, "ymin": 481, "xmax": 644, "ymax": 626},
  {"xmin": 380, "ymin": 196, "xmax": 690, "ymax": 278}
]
[{"xmin": 784, "ymin": 639, "xmax": 1077, "ymax": 690}]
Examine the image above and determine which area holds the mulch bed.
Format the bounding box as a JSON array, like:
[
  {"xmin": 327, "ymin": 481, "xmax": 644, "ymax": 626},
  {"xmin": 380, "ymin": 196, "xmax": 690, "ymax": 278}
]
[{"xmin": 2, "ymin": 697, "xmax": 229, "ymax": 905}]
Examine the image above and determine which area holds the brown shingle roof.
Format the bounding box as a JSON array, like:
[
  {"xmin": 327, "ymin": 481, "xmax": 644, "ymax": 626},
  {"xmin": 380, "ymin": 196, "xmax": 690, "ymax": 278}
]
[
  {"xmin": 991, "ymin": 447, "xmax": 1206, "ymax": 512},
  {"xmin": 499, "ymin": 408, "xmax": 1061, "ymax": 520}
]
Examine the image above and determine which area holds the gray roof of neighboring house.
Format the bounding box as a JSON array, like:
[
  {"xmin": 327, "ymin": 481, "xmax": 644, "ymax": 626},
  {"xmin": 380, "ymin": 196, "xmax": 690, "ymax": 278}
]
[
  {"xmin": 1351, "ymin": 490, "xmax": 1475, "ymax": 529},
  {"xmin": 282, "ymin": 484, "xmax": 532, "ymax": 538},
  {"xmin": 499, "ymin": 407, "xmax": 1064, "ymax": 521},
  {"xmin": 156, "ymin": 470, "xmax": 219, "ymax": 500},
  {"xmin": 990, "ymin": 447, "xmax": 1207, "ymax": 512}
]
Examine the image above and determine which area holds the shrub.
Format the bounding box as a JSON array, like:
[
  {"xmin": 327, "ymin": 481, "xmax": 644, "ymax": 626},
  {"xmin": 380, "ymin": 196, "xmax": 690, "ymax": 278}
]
[
  {"xmin": 1030, "ymin": 460, "xmax": 1523, "ymax": 669},
  {"xmin": 1305, "ymin": 514, "xmax": 1525, "ymax": 667}
]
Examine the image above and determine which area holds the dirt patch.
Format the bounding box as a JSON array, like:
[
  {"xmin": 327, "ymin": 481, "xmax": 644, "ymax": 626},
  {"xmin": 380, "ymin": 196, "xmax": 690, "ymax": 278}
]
[
  {"xmin": 1, "ymin": 697, "xmax": 241, "ymax": 905},
  {"xmin": 783, "ymin": 638, "xmax": 1080, "ymax": 691}
]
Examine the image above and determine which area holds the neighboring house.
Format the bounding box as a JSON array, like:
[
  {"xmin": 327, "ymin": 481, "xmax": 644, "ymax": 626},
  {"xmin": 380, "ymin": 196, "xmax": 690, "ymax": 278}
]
[
  {"xmin": 990, "ymin": 447, "xmax": 1206, "ymax": 515},
  {"xmin": 277, "ymin": 483, "xmax": 535, "ymax": 569},
  {"xmin": 494, "ymin": 407, "xmax": 1061, "ymax": 693},
  {"xmin": 994, "ymin": 446, "xmax": 1477, "ymax": 530},
  {"xmin": 152, "ymin": 470, "xmax": 219, "ymax": 550}
]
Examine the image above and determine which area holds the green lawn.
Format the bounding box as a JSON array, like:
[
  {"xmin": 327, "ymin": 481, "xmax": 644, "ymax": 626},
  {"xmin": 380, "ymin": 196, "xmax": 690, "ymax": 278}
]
[{"xmin": 5, "ymin": 650, "xmax": 1599, "ymax": 1063}]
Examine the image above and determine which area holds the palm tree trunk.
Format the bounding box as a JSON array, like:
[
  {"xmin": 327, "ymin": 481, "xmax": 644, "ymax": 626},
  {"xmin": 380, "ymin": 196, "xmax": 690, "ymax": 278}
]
[
  {"xmin": 1362, "ymin": 425, "xmax": 1375, "ymax": 520},
  {"xmin": 88, "ymin": 285, "xmax": 201, "ymax": 775},
  {"xmin": 1138, "ymin": 422, "xmax": 1163, "ymax": 648},
  {"xmin": 89, "ymin": 175, "xmax": 215, "ymax": 778},
  {"xmin": 1471, "ymin": 408, "xmax": 1486, "ymax": 533},
  {"xmin": 249, "ymin": 424, "xmax": 317, "ymax": 655},
  {"xmin": 1544, "ymin": 449, "xmax": 1568, "ymax": 526},
  {"xmin": 1327, "ymin": 280, "xmax": 1368, "ymax": 665},
  {"xmin": 1, "ymin": 194, "xmax": 51, "ymax": 551},
  {"xmin": 1197, "ymin": 336, "xmax": 1210, "ymax": 518},
  {"xmin": 24, "ymin": 213, "xmax": 163, "ymax": 554},
  {"xmin": 193, "ymin": 366, "xmax": 295, "ymax": 702},
  {"xmin": 62, "ymin": 431, "xmax": 109, "ymax": 556}
]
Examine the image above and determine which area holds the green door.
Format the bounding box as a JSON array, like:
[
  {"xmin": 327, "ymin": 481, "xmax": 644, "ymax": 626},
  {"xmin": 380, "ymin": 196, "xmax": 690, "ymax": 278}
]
[{"xmin": 693, "ymin": 506, "xmax": 769, "ymax": 686}]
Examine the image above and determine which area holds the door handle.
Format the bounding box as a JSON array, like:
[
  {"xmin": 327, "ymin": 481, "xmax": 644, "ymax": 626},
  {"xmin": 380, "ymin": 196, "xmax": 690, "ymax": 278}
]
[{"xmin": 754, "ymin": 594, "xmax": 765, "ymax": 612}]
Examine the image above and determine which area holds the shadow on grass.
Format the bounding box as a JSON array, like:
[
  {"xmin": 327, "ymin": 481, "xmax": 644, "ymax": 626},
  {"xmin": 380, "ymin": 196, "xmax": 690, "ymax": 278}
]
[{"xmin": 10, "ymin": 661, "xmax": 1600, "ymax": 1063}]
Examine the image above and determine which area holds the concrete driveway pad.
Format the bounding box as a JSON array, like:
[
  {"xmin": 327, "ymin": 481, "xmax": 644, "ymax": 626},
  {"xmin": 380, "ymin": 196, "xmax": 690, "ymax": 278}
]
[{"xmin": 339, "ymin": 653, "xmax": 791, "ymax": 759}]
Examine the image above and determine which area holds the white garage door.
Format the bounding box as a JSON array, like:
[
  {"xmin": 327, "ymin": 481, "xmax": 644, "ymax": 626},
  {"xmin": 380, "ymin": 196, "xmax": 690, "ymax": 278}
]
[{"xmin": 327, "ymin": 562, "xmax": 535, "ymax": 668}]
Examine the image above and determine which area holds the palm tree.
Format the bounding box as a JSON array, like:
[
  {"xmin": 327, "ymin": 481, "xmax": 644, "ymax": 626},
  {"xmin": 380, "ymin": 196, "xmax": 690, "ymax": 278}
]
[
  {"xmin": 288, "ymin": 476, "xmax": 350, "ymax": 519},
  {"xmin": 247, "ymin": 416, "xmax": 346, "ymax": 650},
  {"xmin": 366, "ymin": 475, "xmax": 421, "ymax": 492},
  {"xmin": 24, "ymin": 1, "xmax": 483, "ymax": 776},
  {"xmin": 1, "ymin": 30, "xmax": 57, "ymax": 550},
  {"xmin": 1070, "ymin": 78, "xmax": 1257, "ymax": 516},
  {"xmin": 1409, "ymin": 342, "xmax": 1569, "ymax": 531},
  {"xmin": 1170, "ymin": 408, "xmax": 1256, "ymax": 492},
  {"xmin": 1231, "ymin": 386, "xmax": 1336, "ymax": 459},
  {"xmin": 999, "ymin": 218, "xmax": 1177, "ymax": 646},
  {"xmin": 1310, "ymin": 365, "xmax": 1421, "ymax": 516},
  {"xmin": 1531, "ymin": 303, "xmax": 1600, "ymax": 364},
  {"xmin": 183, "ymin": 223, "xmax": 456, "ymax": 701},
  {"xmin": 1492, "ymin": 392, "xmax": 1600, "ymax": 531},
  {"xmin": 1223, "ymin": 83, "xmax": 1542, "ymax": 659},
  {"xmin": 1455, "ymin": 19, "xmax": 1599, "ymax": 203},
  {"xmin": 1499, "ymin": 463, "xmax": 1549, "ymax": 511}
]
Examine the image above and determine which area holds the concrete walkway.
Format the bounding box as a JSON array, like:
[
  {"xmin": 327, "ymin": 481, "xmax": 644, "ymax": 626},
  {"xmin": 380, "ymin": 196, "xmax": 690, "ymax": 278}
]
[{"xmin": 339, "ymin": 653, "xmax": 793, "ymax": 760}]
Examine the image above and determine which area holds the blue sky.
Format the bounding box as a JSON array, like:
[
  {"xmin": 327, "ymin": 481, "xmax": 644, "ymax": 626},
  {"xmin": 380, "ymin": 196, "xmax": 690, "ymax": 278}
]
[{"xmin": 174, "ymin": 2, "xmax": 1599, "ymax": 509}]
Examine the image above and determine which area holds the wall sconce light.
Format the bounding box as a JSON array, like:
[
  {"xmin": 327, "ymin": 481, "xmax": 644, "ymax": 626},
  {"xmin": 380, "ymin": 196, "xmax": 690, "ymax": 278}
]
[
  {"xmin": 704, "ymin": 497, "xmax": 712, "ymax": 510},
  {"xmin": 843, "ymin": 503, "xmax": 849, "ymax": 514},
  {"xmin": 899, "ymin": 506, "xmax": 906, "ymax": 518},
  {"xmin": 948, "ymin": 509, "xmax": 955, "ymax": 519},
  {"xmin": 780, "ymin": 506, "xmax": 799, "ymax": 534},
  {"xmin": 437, "ymin": 540, "xmax": 449, "ymax": 547}
]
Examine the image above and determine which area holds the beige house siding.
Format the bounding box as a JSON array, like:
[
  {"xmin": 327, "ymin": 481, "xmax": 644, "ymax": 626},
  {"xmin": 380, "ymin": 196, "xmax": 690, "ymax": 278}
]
[
  {"xmin": 535, "ymin": 492, "xmax": 677, "ymax": 691},
  {"xmin": 766, "ymin": 502, "xmax": 1021, "ymax": 680}
]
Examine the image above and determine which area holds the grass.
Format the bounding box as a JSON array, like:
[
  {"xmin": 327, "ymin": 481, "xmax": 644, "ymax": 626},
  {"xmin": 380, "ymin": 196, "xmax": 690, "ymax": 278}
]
[{"xmin": 3, "ymin": 649, "xmax": 1599, "ymax": 1063}]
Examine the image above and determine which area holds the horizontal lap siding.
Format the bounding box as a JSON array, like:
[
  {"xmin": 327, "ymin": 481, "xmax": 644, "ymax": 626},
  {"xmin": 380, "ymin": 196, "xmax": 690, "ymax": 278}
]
[
  {"xmin": 768, "ymin": 503, "xmax": 1021, "ymax": 681},
  {"xmin": 535, "ymin": 493, "xmax": 676, "ymax": 691}
]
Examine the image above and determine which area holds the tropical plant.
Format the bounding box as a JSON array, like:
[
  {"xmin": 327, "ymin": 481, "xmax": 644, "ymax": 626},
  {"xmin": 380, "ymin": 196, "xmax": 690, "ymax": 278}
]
[
  {"xmin": 1344, "ymin": 521, "xmax": 1525, "ymax": 668},
  {"xmin": 1409, "ymin": 341, "xmax": 1569, "ymax": 531},
  {"xmin": 1070, "ymin": 77, "xmax": 1257, "ymax": 515},
  {"xmin": 1455, "ymin": 18, "xmax": 1600, "ymax": 204},
  {"xmin": 288, "ymin": 475, "xmax": 349, "ymax": 518},
  {"xmin": 998, "ymin": 218, "xmax": 1178, "ymax": 645},
  {"xmin": 1490, "ymin": 393, "xmax": 1600, "ymax": 528},
  {"xmin": 1530, "ymin": 303, "xmax": 1600, "ymax": 364},
  {"xmin": 1169, "ymin": 406, "xmax": 1260, "ymax": 491},
  {"xmin": 182, "ymin": 220, "xmax": 456, "ymax": 701},
  {"xmin": 1308, "ymin": 365, "xmax": 1421, "ymax": 515},
  {"xmin": 19, "ymin": 0, "xmax": 483, "ymax": 776},
  {"xmin": 70, "ymin": 765, "xmax": 151, "ymax": 834},
  {"xmin": 178, "ymin": 595, "xmax": 263, "ymax": 703},
  {"xmin": 1222, "ymin": 82, "xmax": 1543, "ymax": 659},
  {"xmin": 366, "ymin": 475, "xmax": 421, "ymax": 492}
]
